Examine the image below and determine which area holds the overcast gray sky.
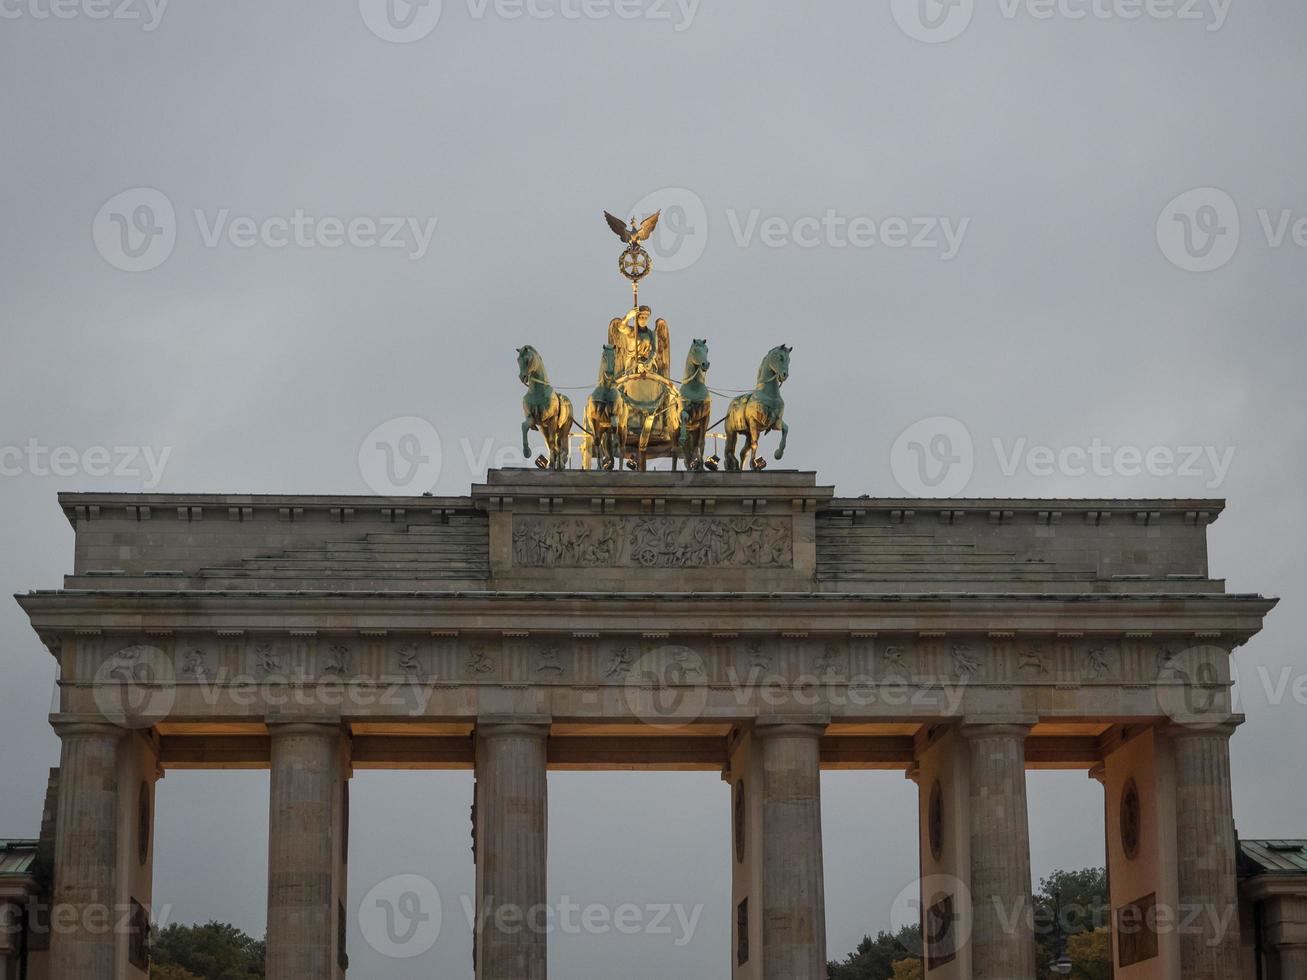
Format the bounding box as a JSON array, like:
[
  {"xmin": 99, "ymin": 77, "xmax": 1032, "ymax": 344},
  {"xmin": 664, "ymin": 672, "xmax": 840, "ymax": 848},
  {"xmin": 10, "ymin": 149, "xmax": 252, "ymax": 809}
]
[{"xmin": 2, "ymin": 0, "xmax": 1305, "ymax": 976}]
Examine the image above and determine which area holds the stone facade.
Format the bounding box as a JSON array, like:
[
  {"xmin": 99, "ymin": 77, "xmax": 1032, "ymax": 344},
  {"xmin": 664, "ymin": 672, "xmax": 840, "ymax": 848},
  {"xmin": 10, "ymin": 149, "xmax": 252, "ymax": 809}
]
[{"xmin": 14, "ymin": 469, "xmax": 1280, "ymax": 979}]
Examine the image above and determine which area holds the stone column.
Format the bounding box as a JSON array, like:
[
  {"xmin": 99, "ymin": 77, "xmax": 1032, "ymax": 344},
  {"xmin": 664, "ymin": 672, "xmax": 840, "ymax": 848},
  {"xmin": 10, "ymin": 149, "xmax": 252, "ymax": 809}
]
[
  {"xmin": 49, "ymin": 721, "xmax": 122, "ymax": 980},
  {"xmin": 474, "ymin": 720, "xmax": 549, "ymax": 980},
  {"xmin": 1281, "ymin": 945, "xmax": 1307, "ymax": 980},
  {"xmin": 1170, "ymin": 723, "xmax": 1242, "ymax": 979},
  {"xmin": 266, "ymin": 723, "xmax": 346, "ymax": 980},
  {"xmin": 962, "ymin": 722, "xmax": 1035, "ymax": 980},
  {"xmin": 757, "ymin": 720, "xmax": 826, "ymax": 980}
]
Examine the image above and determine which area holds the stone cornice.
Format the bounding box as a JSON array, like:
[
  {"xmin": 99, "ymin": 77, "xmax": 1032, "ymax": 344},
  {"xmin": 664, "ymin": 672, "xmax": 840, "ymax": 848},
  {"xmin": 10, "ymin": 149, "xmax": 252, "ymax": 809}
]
[{"xmin": 15, "ymin": 589, "xmax": 1279, "ymax": 641}]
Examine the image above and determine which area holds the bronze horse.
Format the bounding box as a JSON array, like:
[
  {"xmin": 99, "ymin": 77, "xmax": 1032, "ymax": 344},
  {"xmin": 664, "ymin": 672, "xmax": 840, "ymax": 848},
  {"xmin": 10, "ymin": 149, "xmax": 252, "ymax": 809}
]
[
  {"xmin": 582, "ymin": 344, "xmax": 620, "ymax": 471},
  {"xmin": 518, "ymin": 345, "xmax": 574, "ymax": 470},
  {"xmin": 678, "ymin": 338, "xmax": 712, "ymax": 470},
  {"xmin": 724, "ymin": 345, "xmax": 790, "ymax": 471}
]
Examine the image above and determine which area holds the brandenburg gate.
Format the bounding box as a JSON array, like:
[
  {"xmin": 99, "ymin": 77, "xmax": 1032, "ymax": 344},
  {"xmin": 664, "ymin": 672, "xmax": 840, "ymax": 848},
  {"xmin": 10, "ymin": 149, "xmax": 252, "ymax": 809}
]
[
  {"xmin": 12, "ymin": 211, "xmax": 1279, "ymax": 979},
  {"xmin": 16, "ymin": 468, "xmax": 1275, "ymax": 979}
]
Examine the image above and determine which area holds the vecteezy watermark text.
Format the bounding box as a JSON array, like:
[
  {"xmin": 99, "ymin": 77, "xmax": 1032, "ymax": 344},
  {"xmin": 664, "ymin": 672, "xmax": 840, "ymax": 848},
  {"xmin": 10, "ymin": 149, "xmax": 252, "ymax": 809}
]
[
  {"xmin": 891, "ymin": 418, "xmax": 1235, "ymax": 496},
  {"xmin": 890, "ymin": 0, "xmax": 1230, "ymax": 44},
  {"xmin": 358, "ymin": 0, "xmax": 700, "ymax": 43},
  {"xmin": 0, "ymin": 0, "xmax": 168, "ymax": 30},
  {"xmin": 725, "ymin": 209, "xmax": 969, "ymax": 260},
  {"xmin": 0, "ymin": 440, "xmax": 172, "ymax": 489},
  {"xmin": 93, "ymin": 188, "xmax": 438, "ymax": 272}
]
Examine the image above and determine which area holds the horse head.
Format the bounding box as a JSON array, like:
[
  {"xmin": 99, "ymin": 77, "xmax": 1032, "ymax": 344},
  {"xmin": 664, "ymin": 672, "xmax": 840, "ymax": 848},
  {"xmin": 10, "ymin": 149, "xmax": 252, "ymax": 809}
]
[
  {"xmin": 685, "ymin": 338, "xmax": 710, "ymax": 379},
  {"xmin": 759, "ymin": 344, "xmax": 791, "ymax": 386},
  {"xmin": 598, "ymin": 344, "xmax": 617, "ymax": 386},
  {"xmin": 517, "ymin": 345, "xmax": 545, "ymax": 386}
]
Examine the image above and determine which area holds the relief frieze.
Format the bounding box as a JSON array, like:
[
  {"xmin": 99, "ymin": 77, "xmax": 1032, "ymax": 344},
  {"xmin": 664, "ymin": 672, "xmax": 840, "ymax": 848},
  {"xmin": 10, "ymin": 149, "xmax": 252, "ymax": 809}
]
[{"xmin": 511, "ymin": 516, "xmax": 793, "ymax": 569}]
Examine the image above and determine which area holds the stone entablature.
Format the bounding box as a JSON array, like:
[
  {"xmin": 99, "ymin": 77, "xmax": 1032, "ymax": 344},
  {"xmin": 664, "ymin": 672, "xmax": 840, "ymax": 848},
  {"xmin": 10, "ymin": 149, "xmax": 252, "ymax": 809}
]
[{"xmin": 54, "ymin": 470, "xmax": 1224, "ymax": 594}]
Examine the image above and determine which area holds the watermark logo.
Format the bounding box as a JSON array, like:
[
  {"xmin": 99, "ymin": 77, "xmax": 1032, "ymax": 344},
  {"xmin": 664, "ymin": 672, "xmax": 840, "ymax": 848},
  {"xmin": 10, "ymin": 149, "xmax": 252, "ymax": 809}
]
[
  {"xmin": 359, "ymin": 0, "xmax": 444, "ymax": 42},
  {"xmin": 92, "ymin": 644, "xmax": 176, "ymax": 728},
  {"xmin": 627, "ymin": 187, "xmax": 709, "ymax": 273},
  {"xmin": 1157, "ymin": 187, "xmax": 1240, "ymax": 273},
  {"xmin": 93, "ymin": 188, "xmax": 177, "ymax": 273},
  {"xmin": 1156, "ymin": 643, "xmax": 1238, "ymax": 729},
  {"xmin": 358, "ymin": 417, "xmax": 443, "ymax": 495},
  {"xmin": 623, "ymin": 645, "xmax": 709, "ymax": 729},
  {"xmin": 359, "ymin": 874, "xmax": 443, "ymax": 958},
  {"xmin": 889, "ymin": 873, "xmax": 974, "ymax": 958},
  {"xmin": 891, "ymin": 0, "xmax": 975, "ymax": 42},
  {"xmin": 891, "ymin": 416, "xmax": 976, "ymax": 497}
]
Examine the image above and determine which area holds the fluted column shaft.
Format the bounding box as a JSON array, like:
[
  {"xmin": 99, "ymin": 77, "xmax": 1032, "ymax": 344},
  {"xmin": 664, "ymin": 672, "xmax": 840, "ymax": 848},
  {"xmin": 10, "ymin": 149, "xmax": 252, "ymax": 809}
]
[
  {"xmin": 758, "ymin": 722, "xmax": 826, "ymax": 980},
  {"xmin": 266, "ymin": 723, "xmax": 345, "ymax": 980},
  {"xmin": 1280, "ymin": 946, "xmax": 1307, "ymax": 979},
  {"xmin": 1171, "ymin": 725, "xmax": 1242, "ymax": 980},
  {"xmin": 475, "ymin": 721, "xmax": 549, "ymax": 980},
  {"xmin": 49, "ymin": 722, "xmax": 122, "ymax": 980},
  {"xmin": 963, "ymin": 723, "xmax": 1035, "ymax": 980}
]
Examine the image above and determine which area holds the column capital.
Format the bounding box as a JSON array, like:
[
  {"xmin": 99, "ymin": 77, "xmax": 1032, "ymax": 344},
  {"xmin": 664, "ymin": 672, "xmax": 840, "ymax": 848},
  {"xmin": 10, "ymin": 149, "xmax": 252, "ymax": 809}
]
[
  {"xmin": 754, "ymin": 715, "xmax": 829, "ymax": 739},
  {"xmin": 49, "ymin": 716, "xmax": 124, "ymax": 739},
  {"xmin": 476, "ymin": 716, "xmax": 551, "ymax": 739},
  {"xmin": 960, "ymin": 715, "xmax": 1036, "ymax": 740},
  {"xmin": 266, "ymin": 720, "xmax": 346, "ymax": 739},
  {"xmin": 1163, "ymin": 714, "xmax": 1244, "ymax": 740}
]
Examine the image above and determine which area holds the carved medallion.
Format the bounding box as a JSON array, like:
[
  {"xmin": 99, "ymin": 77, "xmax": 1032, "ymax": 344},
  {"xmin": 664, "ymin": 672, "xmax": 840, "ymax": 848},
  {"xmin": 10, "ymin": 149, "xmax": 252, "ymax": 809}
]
[
  {"xmin": 1121, "ymin": 778, "xmax": 1142, "ymax": 861},
  {"xmin": 928, "ymin": 780, "xmax": 944, "ymax": 861},
  {"xmin": 137, "ymin": 781, "xmax": 151, "ymax": 866},
  {"xmin": 734, "ymin": 779, "xmax": 746, "ymax": 864}
]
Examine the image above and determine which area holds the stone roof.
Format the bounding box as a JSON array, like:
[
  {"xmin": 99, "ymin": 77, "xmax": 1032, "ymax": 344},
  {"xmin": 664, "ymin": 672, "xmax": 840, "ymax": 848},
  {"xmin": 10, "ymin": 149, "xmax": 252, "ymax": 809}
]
[
  {"xmin": 1241, "ymin": 840, "xmax": 1307, "ymax": 877},
  {"xmin": 0, "ymin": 840, "xmax": 38, "ymax": 878}
]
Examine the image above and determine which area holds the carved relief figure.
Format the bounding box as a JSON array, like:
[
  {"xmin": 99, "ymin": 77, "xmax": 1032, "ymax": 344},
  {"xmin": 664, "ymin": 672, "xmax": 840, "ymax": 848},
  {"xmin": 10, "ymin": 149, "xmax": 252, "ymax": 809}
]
[
  {"xmin": 467, "ymin": 647, "xmax": 495, "ymax": 675},
  {"xmin": 882, "ymin": 645, "xmax": 910, "ymax": 675},
  {"xmin": 1017, "ymin": 647, "xmax": 1050, "ymax": 675},
  {"xmin": 254, "ymin": 643, "xmax": 283, "ymax": 675},
  {"xmin": 181, "ymin": 649, "xmax": 210, "ymax": 681},
  {"xmin": 535, "ymin": 646, "xmax": 563, "ymax": 676},
  {"xmin": 1085, "ymin": 647, "xmax": 1111, "ymax": 679},
  {"xmin": 604, "ymin": 647, "xmax": 636, "ymax": 679},
  {"xmin": 396, "ymin": 643, "xmax": 422, "ymax": 677},
  {"xmin": 816, "ymin": 645, "xmax": 842, "ymax": 678},
  {"xmin": 671, "ymin": 648, "xmax": 705, "ymax": 681},
  {"xmin": 952, "ymin": 645, "xmax": 981, "ymax": 678},
  {"xmin": 105, "ymin": 646, "xmax": 151, "ymax": 683},
  {"xmin": 746, "ymin": 640, "xmax": 772, "ymax": 672},
  {"xmin": 324, "ymin": 643, "xmax": 353, "ymax": 677}
]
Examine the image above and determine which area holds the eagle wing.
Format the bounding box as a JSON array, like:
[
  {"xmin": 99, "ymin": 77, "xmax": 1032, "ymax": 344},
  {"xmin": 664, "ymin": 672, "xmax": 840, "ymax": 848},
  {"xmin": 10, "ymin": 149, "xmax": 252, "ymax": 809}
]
[
  {"xmin": 604, "ymin": 211, "xmax": 632, "ymax": 243},
  {"xmin": 634, "ymin": 210, "xmax": 661, "ymax": 243}
]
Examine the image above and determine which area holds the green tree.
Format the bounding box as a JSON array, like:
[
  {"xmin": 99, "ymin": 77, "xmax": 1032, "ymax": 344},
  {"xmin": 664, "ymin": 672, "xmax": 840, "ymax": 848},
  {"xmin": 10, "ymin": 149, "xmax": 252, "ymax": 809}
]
[
  {"xmin": 151, "ymin": 921, "xmax": 265, "ymax": 980},
  {"xmin": 151, "ymin": 965, "xmax": 203, "ymax": 980},
  {"xmin": 1067, "ymin": 927, "xmax": 1112, "ymax": 980},
  {"xmin": 1033, "ymin": 868, "xmax": 1110, "ymax": 977},
  {"xmin": 827, "ymin": 925, "xmax": 921, "ymax": 980}
]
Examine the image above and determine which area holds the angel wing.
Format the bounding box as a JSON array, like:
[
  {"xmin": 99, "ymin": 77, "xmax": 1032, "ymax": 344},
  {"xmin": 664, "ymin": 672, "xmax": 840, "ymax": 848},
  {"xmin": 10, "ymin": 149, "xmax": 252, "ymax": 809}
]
[
  {"xmin": 633, "ymin": 211, "xmax": 661, "ymax": 244},
  {"xmin": 607, "ymin": 317, "xmax": 624, "ymax": 349},
  {"xmin": 654, "ymin": 318, "xmax": 671, "ymax": 377},
  {"xmin": 604, "ymin": 211, "xmax": 632, "ymax": 243}
]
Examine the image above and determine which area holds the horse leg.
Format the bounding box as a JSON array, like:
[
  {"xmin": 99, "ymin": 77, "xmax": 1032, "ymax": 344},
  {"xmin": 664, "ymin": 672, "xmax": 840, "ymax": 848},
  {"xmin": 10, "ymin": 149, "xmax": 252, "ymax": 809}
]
[
  {"xmin": 775, "ymin": 418, "xmax": 789, "ymax": 461},
  {"xmin": 521, "ymin": 418, "xmax": 533, "ymax": 459},
  {"xmin": 724, "ymin": 429, "xmax": 739, "ymax": 471},
  {"xmin": 744, "ymin": 420, "xmax": 760, "ymax": 469}
]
